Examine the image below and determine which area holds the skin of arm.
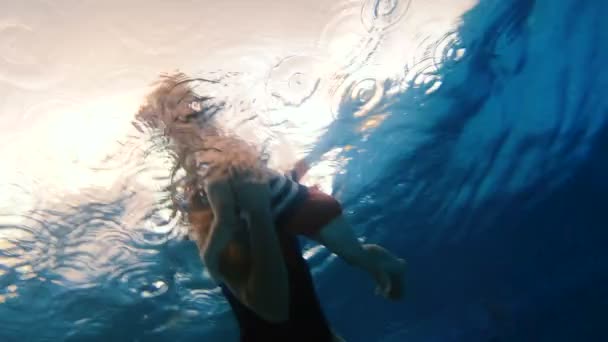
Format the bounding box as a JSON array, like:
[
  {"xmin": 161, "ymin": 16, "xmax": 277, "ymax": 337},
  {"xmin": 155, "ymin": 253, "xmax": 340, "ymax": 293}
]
[
  {"xmin": 241, "ymin": 196, "xmax": 290, "ymax": 322},
  {"xmin": 203, "ymin": 177, "xmax": 290, "ymax": 323},
  {"xmin": 290, "ymin": 158, "xmax": 310, "ymax": 182},
  {"xmin": 199, "ymin": 180, "xmax": 240, "ymax": 283}
]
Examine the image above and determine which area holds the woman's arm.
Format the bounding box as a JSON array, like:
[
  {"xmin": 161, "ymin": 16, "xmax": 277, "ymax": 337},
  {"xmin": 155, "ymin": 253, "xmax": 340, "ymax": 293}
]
[
  {"xmin": 202, "ymin": 216, "xmax": 240, "ymax": 282},
  {"xmin": 241, "ymin": 196, "xmax": 289, "ymax": 322},
  {"xmin": 199, "ymin": 180, "xmax": 240, "ymax": 282},
  {"xmin": 204, "ymin": 177, "xmax": 290, "ymax": 323},
  {"xmin": 289, "ymin": 159, "xmax": 311, "ymax": 182}
]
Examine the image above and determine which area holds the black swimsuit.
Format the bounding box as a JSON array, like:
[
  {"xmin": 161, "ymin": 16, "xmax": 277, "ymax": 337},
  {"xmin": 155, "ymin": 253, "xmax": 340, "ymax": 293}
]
[{"xmin": 220, "ymin": 232, "xmax": 333, "ymax": 341}]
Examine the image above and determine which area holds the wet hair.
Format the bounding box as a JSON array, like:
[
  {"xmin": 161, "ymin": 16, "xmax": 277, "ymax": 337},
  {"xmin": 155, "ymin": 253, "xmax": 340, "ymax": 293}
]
[{"xmin": 134, "ymin": 72, "xmax": 265, "ymax": 221}]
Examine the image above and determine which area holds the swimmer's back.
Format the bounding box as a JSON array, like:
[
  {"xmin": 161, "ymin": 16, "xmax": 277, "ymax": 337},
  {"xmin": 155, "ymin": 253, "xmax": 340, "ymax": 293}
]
[{"xmin": 221, "ymin": 231, "xmax": 334, "ymax": 341}]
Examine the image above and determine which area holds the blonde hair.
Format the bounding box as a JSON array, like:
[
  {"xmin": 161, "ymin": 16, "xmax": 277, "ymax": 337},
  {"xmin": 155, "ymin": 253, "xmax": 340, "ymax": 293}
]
[{"xmin": 135, "ymin": 72, "xmax": 266, "ymax": 217}]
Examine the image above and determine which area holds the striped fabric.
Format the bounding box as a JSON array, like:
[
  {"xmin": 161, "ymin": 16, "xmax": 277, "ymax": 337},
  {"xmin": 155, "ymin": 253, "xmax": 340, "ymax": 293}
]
[
  {"xmin": 267, "ymin": 169, "xmax": 302, "ymax": 220},
  {"xmin": 186, "ymin": 167, "xmax": 306, "ymax": 222}
]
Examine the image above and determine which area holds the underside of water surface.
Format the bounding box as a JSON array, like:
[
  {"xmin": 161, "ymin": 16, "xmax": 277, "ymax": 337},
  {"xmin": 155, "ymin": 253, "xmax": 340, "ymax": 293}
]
[{"xmin": 0, "ymin": 0, "xmax": 607, "ymax": 341}]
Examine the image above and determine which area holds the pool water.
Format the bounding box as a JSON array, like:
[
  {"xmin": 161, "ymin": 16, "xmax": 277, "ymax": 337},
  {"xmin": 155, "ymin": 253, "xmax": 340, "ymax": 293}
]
[{"xmin": 0, "ymin": 0, "xmax": 607, "ymax": 341}]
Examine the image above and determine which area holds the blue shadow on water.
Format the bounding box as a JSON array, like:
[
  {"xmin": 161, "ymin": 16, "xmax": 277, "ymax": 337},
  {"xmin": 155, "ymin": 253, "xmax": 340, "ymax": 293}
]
[{"xmin": 313, "ymin": 0, "xmax": 608, "ymax": 341}]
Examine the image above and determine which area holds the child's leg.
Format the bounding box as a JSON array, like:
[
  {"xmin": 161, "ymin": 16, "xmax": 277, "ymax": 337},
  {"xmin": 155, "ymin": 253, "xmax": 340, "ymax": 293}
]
[{"xmin": 311, "ymin": 215, "xmax": 406, "ymax": 300}]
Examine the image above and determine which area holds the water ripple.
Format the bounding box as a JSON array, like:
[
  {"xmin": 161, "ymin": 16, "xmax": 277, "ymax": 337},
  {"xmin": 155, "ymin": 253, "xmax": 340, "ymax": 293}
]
[
  {"xmin": 101, "ymin": 3, "xmax": 205, "ymax": 57},
  {"xmin": 318, "ymin": 1, "xmax": 366, "ymax": 64},
  {"xmin": 361, "ymin": 0, "xmax": 412, "ymax": 32},
  {"xmin": 266, "ymin": 55, "xmax": 324, "ymax": 107},
  {"xmin": 331, "ymin": 70, "xmax": 386, "ymax": 118},
  {"xmin": 0, "ymin": 19, "xmax": 65, "ymax": 90},
  {"xmin": 5, "ymin": 0, "xmax": 587, "ymax": 340},
  {"xmin": 402, "ymin": 27, "xmax": 467, "ymax": 96}
]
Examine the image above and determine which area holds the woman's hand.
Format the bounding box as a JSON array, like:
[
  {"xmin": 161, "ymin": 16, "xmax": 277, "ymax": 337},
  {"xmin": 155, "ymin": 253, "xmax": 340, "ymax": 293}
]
[
  {"xmin": 291, "ymin": 159, "xmax": 310, "ymax": 182},
  {"xmin": 230, "ymin": 167, "xmax": 272, "ymax": 218}
]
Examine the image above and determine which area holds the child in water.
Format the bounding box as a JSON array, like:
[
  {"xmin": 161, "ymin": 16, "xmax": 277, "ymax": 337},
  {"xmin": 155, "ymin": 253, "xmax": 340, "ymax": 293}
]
[{"xmin": 136, "ymin": 74, "xmax": 406, "ymax": 327}]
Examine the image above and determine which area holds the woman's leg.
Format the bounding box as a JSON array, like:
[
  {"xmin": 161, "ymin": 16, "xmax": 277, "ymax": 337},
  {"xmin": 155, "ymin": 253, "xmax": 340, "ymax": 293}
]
[{"xmin": 312, "ymin": 215, "xmax": 406, "ymax": 300}]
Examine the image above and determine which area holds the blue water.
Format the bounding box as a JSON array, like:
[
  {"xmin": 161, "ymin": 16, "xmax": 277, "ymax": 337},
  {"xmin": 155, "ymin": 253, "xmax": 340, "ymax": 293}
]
[
  {"xmin": 322, "ymin": 0, "xmax": 608, "ymax": 340},
  {"xmin": 1, "ymin": 0, "xmax": 607, "ymax": 341}
]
